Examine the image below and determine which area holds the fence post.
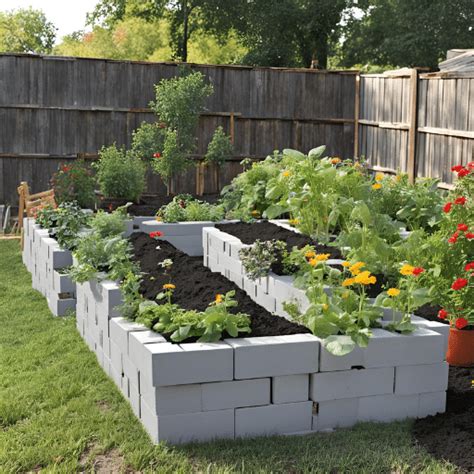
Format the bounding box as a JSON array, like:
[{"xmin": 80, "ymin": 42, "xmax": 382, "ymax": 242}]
[
  {"xmin": 407, "ymin": 68, "xmax": 419, "ymax": 183},
  {"xmin": 353, "ymin": 73, "xmax": 360, "ymax": 158}
]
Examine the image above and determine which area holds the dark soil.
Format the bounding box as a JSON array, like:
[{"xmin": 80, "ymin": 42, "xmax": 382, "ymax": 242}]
[
  {"xmin": 130, "ymin": 233, "xmax": 310, "ymax": 339},
  {"xmin": 214, "ymin": 222, "xmax": 393, "ymax": 297},
  {"xmin": 414, "ymin": 303, "xmax": 447, "ymax": 324},
  {"xmin": 414, "ymin": 365, "xmax": 474, "ymax": 472},
  {"xmin": 99, "ymin": 194, "xmax": 220, "ymax": 216}
]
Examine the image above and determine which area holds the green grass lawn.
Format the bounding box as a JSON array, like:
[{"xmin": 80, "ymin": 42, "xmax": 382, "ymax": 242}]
[{"xmin": 0, "ymin": 240, "xmax": 458, "ymax": 473}]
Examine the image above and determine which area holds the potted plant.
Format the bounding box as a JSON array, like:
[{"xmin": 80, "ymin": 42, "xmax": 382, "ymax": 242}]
[{"xmin": 438, "ymin": 264, "xmax": 474, "ymax": 366}]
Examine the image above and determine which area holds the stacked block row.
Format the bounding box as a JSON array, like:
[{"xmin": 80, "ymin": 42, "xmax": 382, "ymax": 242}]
[
  {"xmin": 202, "ymin": 226, "xmax": 450, "ymax": 350},
  {"xmin": 22, "ymin": 218, "xmax": 76, "ymax": 316}
]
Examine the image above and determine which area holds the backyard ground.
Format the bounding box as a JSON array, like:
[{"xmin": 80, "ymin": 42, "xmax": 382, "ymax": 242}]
[{"xmin": 0, "ymin": 239, "xmax": 458, "ymax": 473}]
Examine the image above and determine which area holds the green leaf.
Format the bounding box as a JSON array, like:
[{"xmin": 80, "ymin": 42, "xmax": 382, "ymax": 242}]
[
  {"xmin": 283, "ymin": 148, "xmax": 306, "ymax": 159},
  {"xmin": 323, "ymin": 335, "xmax": 356, "ymax": 356},
  {"xmin": 308, "ymin": 146, "xmax": 326, "ymax": 158},
  {"xmin": 263, "ymin": 204, "xmax": 289, "ymax": 219}
]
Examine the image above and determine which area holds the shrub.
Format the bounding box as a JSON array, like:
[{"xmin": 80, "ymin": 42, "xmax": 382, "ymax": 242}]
[
  {"xmin": 94, "ymin": 144, "xmax": 146, "ymax": 201},
  {"xmin": 156, "ymin": 194, "xmax": 224, "ymax": 222},
  {"xmin": 51, "ymin": 160, "xmax": 95, "ymax": 208},
  {"xmin": 204, "ymin": 126, "xmax": 233, "ymax": 167},
  {"xmin": 130, "ymin": 121, "xmax": 166, "ymax": 162}
]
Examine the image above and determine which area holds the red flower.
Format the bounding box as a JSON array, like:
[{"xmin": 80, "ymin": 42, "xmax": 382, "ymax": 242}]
[
  {"xmin": 457, "ymin": 223, "xmax": 469, "ymax": 232},
  {"xmin": 451, "ymin": 278, "xmax": 468, "ymax": 291},
  {"xmin": 455, "ymin": 318, "xmax": 469, "ymax": 330},
  {"xmin": 108, "ymin": 203, "xmax": 114, "ymax": 212},
  {"xmin": 153, "ymin": 152, "xmax": 162, "ymax": 158},
  {"xmin": 149, "ymin": 231, "xmax": 163, "ymax": 239},
  {"xmin": 468, "ymin": 162, "xmax": 474, "ymax": 170},
  {"xmin": 451, "ymin": 165, "xmax": 464, "ymax": 172},
  {"xmin": 443, "ymin": 202, "xmax": 452, "ymax": 213},
  {"xmin": 458, "ymin": 168, "xmax": 470, "ymax": 178},
  {"xmin": 454, "ymin": 196, "xmax": 466, "ymax": 205},
  {"xmin": 465, "ymin": 262, "xmax": 474, "ymax": 272},
  {"xmin": 62, "ymin": 165, "xmax": 71, "ymax": 172},
  {"xmin": 448, "ymin": 231, "xmax": 459, "ymax": 244},
  {"xmin": 466, "ymin": 233, "xmax": 474, "ymax": 240},
  {"xmin": 412, "ymin": 267, "xmax": 424, "ymax": 276},
  {"xmin": 437, "ymin": 309, "xmax": 448, "ymax": 320}
]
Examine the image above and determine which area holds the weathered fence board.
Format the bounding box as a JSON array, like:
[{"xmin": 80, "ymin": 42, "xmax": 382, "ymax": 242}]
[
  {"xmin": 0, "ymin": 53, "xmax": 357, "ymax": 206},
  {"xmin": 358, "ymin": 71, "xmax": 474, "ymax": 186}
]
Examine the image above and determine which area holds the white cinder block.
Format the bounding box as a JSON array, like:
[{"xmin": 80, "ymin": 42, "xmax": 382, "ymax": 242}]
[
  {"xmin": 110, "ymin": 339, "xmax": 123, "ymax": 374},
  {"xmin": 50, "ymin": 247, "xmax": 73, "ymax": 269},
  {"xmin": 141, "ymin": 400, "xmax": 234, "ymax": 444},
  {"xmin": 109, "ymin": 317, "xmax": 148, "ymax": 353},
  {"xmin": 202, "ymin": 378, "xmax": 270, "ymax": 411},
  {"xmin": 242, "ymin": 276, "xmax": 257, "ymax": 298},
  {"xmin": 395, "ymin": 362, "xmax": 449, "ymax": 395},
  {"xmin": 109, "ymin": 364, "xmax": 122, "ymax": 389},
  {"xmin": 319, "ymin": 328, "xmax": 445, "ymax": 372},
  {"xmin": 313, "ymin": 398, "xmax": 359, "ymax": 431},
  {"xmin": 139, "ymin": 341, "xmax": 234, "ymax": 387},
  {"xmin": 141, "ymin": 384, "xmax": 202, "ymax": 415},
  {"xmin": 226, "ymin": 334, "xmax": 319, "ymax": 379},
  {"xmin": 418, "ymin": 391, "xmax": 446, "ymax": 417},
  {"xmin": 358, "ymin": 394, "xmax": 419, "ymax": 422},
  {"xmin": 411, "ymin": 317, "xmax": 450, "ymax": 353},
  {"xmin": 98, "ymin": 280, "xmax": 123, "ymax": 319},
  {"xmin": 272, "ymin": 374, "xmax": 309, "ymax": 404},
  {"xmin": 52, "ymin": 271, "xmax": 75, "ymax": 295},
  {"xmin": 129, "ymin": 382, "xmax": 141, "ymax": 417},
  {"xmin": 123, "ymin": 354, "xmax": 139, "ymax": 388},
  {"xmin": 120, "ymin": 374, "xmax": 130, "ymax": 399},
  {"xmin": 235, "ymin": 401, "xmax": 312, "ymax": 437},
  {"xmin": 310, "ymin": 367, "xmax": 395, "ymax": 402}
]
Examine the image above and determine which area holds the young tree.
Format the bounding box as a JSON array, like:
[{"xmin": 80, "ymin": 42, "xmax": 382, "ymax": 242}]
[{"xmin": 0, "ymin": 8, "xmax": 56, "ymax": 54}]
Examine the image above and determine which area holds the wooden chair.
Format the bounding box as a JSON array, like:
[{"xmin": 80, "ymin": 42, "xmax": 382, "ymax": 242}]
[{"xmin": 17, "ymin": 181, "xmax": 55, "ymax": 248}]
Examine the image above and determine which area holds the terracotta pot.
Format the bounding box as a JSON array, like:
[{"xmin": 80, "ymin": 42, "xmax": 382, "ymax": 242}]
[{"xmin": 446, "ymin": 327, "xmax": 474, "ymax": 367}]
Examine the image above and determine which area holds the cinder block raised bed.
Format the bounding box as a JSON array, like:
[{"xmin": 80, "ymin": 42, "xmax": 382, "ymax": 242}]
[
  {"xmin": 74, "ymin": 228, "xmax": 448, "ymax": 444},
  {"xmin": 22, "ymin": 218, "xmax": 75, "ymax": 316}
]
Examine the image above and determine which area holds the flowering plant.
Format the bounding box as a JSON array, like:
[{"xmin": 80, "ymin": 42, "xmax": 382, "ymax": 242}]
[
  {"xmin": 437, "ymin": 263, "xmax": 474, "ymax": 330},
  {"xmin": 51, "ymin": 159, "xmax": 96, "ymax": 209},
  {"xmin": 374, "ymin": 264, "xmax": 431, "ymax": 333},
  {"xmin": 239, "ymin": 239, "xmax": 287, "ymax": 280}
]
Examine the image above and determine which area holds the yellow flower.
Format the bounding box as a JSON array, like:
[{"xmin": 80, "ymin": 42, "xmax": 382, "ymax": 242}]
[
  {"xmin": 308, "ymin": 258, "xmax": 318, "ymax": 267},
  {"xmin": 395, "ymin": 174, "xmax": 402, "ymax": 182},
  {"xmin": 375, "ymin": 172, "xmax": 384, "ymax": 182},
  {"xmin": 251, "ymin": 210, "xmax": 260, "ymax": 217},
  {"xmin": 354, "ymin": 271, "xmax": 377, "ymax": 285},
  {"xmin": 349, "ymin": 261, "xmax": 365, "ymax": 276},
  {"xmin": 163, "ymin": 283, "xmax": 175, "ymax": 290},
  {"xmin": 341, "ymin": 291, "xmax": 350, "ymax": 299},
  {"xmin": 314, "ymin": 253, "xmax": 330, "ymax": 262},
  {"xmin": 342, "ymin": 278, "xmax": 355, "ymax": 287},
  {"xmin": 400, "ymin": 264, "xmax": 415, "ymax": 276},
  {"xmin": 342, "ymin": 261, "xmax": 351, "ymax": 268},
  {"xmin": 155, "ymin": 216, "xmax": 162, "ymax": 222},
  {"xmin": 215, "ymin": 294, "xmax": 224, "ymax": 304},
  {"xmin": 372, "ymin": 183, "xmax": 382, "ymax": 190},
  {"xmin": 289, "ymin": 218, "xmax": 300, "ymax": 226},
  {"xmin": 322, "ymin": 303, "xmax": 329, "ymax": 311},
  {"xmin": 305, "ymin": 250, "xmax": 316, "ymax": 259},
  {"xmin": 387, "ymin": 288, "xmax": 400, "ymax": 297},
  {"xmin": 331, "ymin": 157, "xmax": 341, "ymax": 165},
  {"xmin": 282, "ymin": 170, "xmax": 291, "ymax": 177}
]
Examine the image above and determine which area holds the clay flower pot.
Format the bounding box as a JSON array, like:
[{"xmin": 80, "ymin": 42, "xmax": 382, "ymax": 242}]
[{"xmin": 446, "ymin": 327, "xmax": 474, "ymax": 367}]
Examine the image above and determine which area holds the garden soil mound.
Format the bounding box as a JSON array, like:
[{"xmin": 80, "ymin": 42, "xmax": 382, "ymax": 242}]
[
  {"xmin": 216, "ymin": 221, "xmax": 343, "ymax": 259},
  {"xmin": 130, "ymin": 233, "xmax": 310, "ymax": 338},
  {"xmin": 414, "ymin": 365, "xmax": 474, "ymax": 472}
]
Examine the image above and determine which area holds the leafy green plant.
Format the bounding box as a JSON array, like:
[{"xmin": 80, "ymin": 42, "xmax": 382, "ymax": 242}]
[
  {"xmin": 370, "ymin": 173, "xmax": 444, "ymax": 231},
  {"xmin": 35, "ymin": 201, "xmax": 91, "ymax": 251},
  {"xmin": 149, "ymin": 71, "xmax": 213, "ymax": 191},
  {"xmin": 51, "ymin": 160, "xmax": 96, "ymax": 208},
  {"xmin": 221, "ymin": 152, "xmax": 282, "ymax": 221},
  {"xmin": 130, "ymin": 121, "xmax": 166, "ymax": 161},
  {"xmin": 285, "ymin": 257, "xmax": 382, "ymax": 356},
  {"xmin": 239, "ymin": 239, "xmax": 287, "ymax": 280},
  {"xmin": 135, "ymin": 291, "xmax": 251, "ymax": 342},
  {"xmin": 156, "ymin": 194, "xmax": 224, "ymax": 222},
  {"xmin": 68, "ymin": 207, "xmax": 137, "ymax": 283},
  {"xmin": 94, "ymin": 144, "xmax": 146, "ymax": 201},
  {"xmin": 204, "ymin": 126, "xmax": 233, "ymax": 167}
]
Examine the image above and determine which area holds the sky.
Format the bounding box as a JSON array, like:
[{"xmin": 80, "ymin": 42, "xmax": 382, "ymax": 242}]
[{"xmin": 0, "ymin": 0, "xmax": 97, "ymax": 41}]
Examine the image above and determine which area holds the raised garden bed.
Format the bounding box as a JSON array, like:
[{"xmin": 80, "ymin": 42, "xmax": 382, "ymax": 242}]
[{"xmin": 66, "ymin": 230, "xmax": 449, "ymax": 444}]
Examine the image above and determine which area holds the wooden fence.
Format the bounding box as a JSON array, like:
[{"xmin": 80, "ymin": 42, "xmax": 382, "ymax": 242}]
[
  {"xmin": 358, "ymin": 69, "xmax": 474, "ymax": 187},
  {"xmin": 0, "ymin": 53, "xmax": 357, "ymax": 206}
]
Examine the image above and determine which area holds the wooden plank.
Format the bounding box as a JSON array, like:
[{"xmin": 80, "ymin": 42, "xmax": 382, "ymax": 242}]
[
  {"xmin": 407, "ymin": 69, "xmax": 418, "ymax": 183},
  {"xmin": 353, "ymin": 74, "xmax": 360, "ymax": 157},
  {"xmin": 417, "ymin": 127, "xmax": 474, "ymax": 139}
]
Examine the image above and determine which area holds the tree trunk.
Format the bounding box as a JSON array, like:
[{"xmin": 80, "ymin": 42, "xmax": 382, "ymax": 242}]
[{"xmin": 182, "ymin": 0, "xmax": 188, "ymax": 62}]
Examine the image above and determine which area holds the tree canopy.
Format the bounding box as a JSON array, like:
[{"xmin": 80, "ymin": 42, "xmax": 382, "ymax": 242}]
[{"xmin": 0, "ymin": 7, "xmax": 56, "ymax": 54}]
